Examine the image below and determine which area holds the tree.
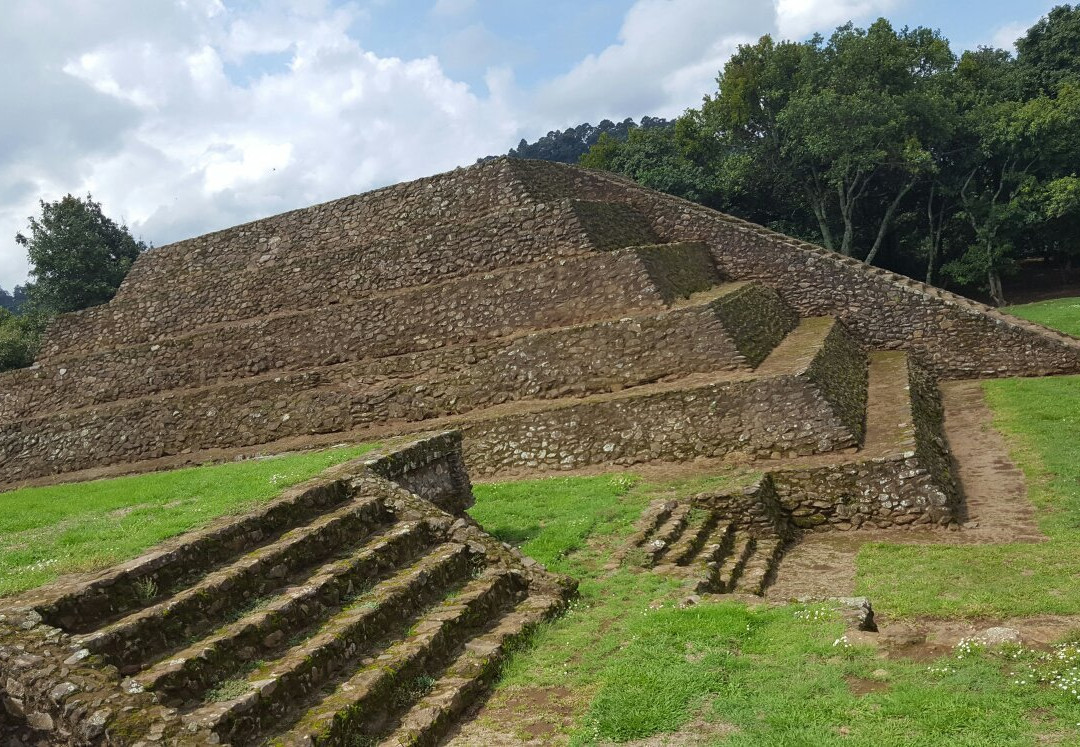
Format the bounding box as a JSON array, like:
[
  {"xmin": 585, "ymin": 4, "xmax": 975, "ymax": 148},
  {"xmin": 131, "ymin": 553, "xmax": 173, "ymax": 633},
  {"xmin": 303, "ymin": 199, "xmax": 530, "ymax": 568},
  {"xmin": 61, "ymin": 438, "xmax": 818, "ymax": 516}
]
[
  {"xmin": 693, "ymin": 21, "xmax": 954, "ymax": 263},
  {"xmin": 16, "ymin": 194, "xmax": 146, "ymax": 315},
  {"xmin": 0, "ymin": 285, "xmax": 27, "ymax": 314},
  {"xmin": 1017, "ymin": 4, "xmax": 1080, "ymax": 96},
  {"xmin": 0, "ymin": 309, "xmax": 48, "ymax": 371},
  {"xmin": 580, "ymin": 127, "xmax": 722, "ymax": 206}
]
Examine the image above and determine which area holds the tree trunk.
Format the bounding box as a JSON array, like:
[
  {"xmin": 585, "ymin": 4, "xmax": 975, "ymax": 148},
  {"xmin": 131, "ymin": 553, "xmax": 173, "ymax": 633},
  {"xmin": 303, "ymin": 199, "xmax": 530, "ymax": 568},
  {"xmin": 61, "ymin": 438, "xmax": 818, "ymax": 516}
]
[{"xmin": 988, "ymin": 268, "xmax": 1006, "ymax": 306}]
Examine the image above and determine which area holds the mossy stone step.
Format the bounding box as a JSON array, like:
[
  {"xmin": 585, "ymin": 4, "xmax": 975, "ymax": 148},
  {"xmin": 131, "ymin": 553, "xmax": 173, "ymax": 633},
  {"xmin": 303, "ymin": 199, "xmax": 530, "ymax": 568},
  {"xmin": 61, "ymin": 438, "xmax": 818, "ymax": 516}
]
[
  {"xmin": 657, "ymin": 509, "xmax": 723, "ymax": 569},
  {"xmin": 137, "ymin": 519, "xmax": 439, "ymax": 702},
  {"xmin": 378, "ymin": 593, "xmax": 564, "ymax": 747},
  {"xmin": 78, "ymin": 496, "xmax": 390, "ymax": 670},
  {"xmin": 701, "ymin": 534, "xmax": 756, "ymax": 594},
  {"xmin": 733, "ymin": 539, "xmax": 786, "ymax": 596},
  {"xmin": 271, "ymin": 568, "xmax": 523, "ymax": 746},
  {"xmin": 185, "ymin": 542, "xmax": 475, "ymax": 743},
  {"xmin": 642, "ymin": 503, "xmax": 693, "ymax": 565}
]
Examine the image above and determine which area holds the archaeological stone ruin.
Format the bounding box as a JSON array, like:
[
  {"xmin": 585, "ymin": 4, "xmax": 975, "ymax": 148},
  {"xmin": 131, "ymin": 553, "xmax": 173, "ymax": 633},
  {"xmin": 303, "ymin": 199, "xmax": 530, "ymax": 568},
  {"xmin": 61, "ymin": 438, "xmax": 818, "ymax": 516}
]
[{"xmin": 3, "ymin": 158, "xmax": 1080, "ymax": 744}]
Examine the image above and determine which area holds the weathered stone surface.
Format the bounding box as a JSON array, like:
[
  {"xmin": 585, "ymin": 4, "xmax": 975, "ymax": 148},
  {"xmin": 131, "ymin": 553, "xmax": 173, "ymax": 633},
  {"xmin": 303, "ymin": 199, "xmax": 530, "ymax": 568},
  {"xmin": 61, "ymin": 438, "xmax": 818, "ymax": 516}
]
[{"xmin": 0, "ymin": 434, "xmax": 572, "ymax": 746}]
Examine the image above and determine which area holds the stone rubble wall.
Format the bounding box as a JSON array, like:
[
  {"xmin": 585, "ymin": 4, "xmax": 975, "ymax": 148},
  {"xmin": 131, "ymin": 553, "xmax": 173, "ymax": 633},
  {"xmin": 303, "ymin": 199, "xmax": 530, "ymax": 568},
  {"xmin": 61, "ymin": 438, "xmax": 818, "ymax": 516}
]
[
  {"xmin": 768, "ymin": 354, "xmax": 957, "ymax": 531},
  {"xmin": 770, "ymin": 453, "xmax": 953, "ymax": 530},
  {"xmin": 714, "ymin": 283, "xmax": 800, "ymax": 367},
  {"xmin": 40, "ymin": 204, "xmax": 596, "ymax": 358},
  {"xmin": 693, "ymin": 476, "xmax": 796, "ymax": 540},
  {"xmin": 805, "ymin": 320, "xmax": 869, "ymax": 443},
  {"xmin": 0, "ymin": 284, "xmax": 751, "ymax": 425},
  {"xmin": 0, "ymin": 286, "xmax": 775, "ymax": 484},
  {"xmin": 507, "ymin": 159, "xmax": 1080, "ymax": 379},
  {"xmin": 461, "ymin": 323, "xmax": 865, "ymax": 476},
  {"xmin": 117, "ymin": 159, "xmax": 534, "ymax": 296},
  {"xmin": 1, "ymin": 243, "xmax": 716, "ymax": 431},
  {"xmin": 906, "ymin": 354, "xmax": 962, "ymax": 514}
]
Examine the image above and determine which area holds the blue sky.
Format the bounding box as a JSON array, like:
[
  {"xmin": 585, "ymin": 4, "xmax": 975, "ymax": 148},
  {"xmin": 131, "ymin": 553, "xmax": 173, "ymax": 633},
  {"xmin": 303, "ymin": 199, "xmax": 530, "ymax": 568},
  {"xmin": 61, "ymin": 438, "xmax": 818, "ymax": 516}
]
[{"xmin": 0, "ymin": 0, "xmax": 1059, "ymax": 288}]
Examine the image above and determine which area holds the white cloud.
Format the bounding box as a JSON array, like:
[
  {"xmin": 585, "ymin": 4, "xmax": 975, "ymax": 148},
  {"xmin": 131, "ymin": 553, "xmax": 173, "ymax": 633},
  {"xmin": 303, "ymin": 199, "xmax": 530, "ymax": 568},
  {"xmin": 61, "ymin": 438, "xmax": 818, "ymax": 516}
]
[
  {"xmin": 534, "ymin": 0, "xmax": 774, "ymax": 125},
  {"xmin": 989, "ymin": 20, "xmax": 1029, "ymax": 51},
  {"xmin": 0, "ymin": 1, "xmax": 517, "ymax": 289},
  {"xmin": 775, "ymin": 0, "xmax": 900, "ymax": 40},
  {"xmin": 431, "ymin": 0, "xmax": 476, "ymax": 17}
]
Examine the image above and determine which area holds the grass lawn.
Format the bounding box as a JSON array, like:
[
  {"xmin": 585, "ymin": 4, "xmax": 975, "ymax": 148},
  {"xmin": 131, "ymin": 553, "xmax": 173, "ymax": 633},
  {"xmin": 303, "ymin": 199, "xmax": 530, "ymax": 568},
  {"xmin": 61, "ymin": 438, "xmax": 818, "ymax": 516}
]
[
  {"xmin": 1004, "ymin": 296, "xmax": 1080, "ymax": 338},
  {"xmin": 0, "ymin": 444, "xmax": 377, "ymax": 596},
  {"xmin": 468, "ymin": 473, "xmax": 1080, "ymax": 745},
  {"xmin": 856, "ymin": 313, "xmax": 1080, "ymax": 618}
]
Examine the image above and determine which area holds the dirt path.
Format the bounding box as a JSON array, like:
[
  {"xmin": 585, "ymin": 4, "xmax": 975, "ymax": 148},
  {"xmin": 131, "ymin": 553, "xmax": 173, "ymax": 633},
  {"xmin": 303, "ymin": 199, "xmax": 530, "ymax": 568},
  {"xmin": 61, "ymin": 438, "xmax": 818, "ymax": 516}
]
[{"xmin": 767, "ymin": 380, "xmax": 1043, "ymax": 601}]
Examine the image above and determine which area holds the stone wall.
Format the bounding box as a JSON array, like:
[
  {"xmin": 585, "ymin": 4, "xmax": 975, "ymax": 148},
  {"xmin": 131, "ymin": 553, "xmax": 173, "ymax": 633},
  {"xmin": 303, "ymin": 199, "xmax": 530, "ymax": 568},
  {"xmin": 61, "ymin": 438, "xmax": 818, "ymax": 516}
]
[
  {"xmin": 506, "ymin": 159, "xmax": 1080, "ymax": 379},
  {"xmin": 0, "ymin": 286, "xmax": 762, "ymax": 483},
  {"xmin": 907, "ymin": 354, "xmax": 961, "ymax": 511},
  {"xmin": 5, "ymin": 243, "xmax": 714, "ymax": 417},
  {"xmin": 462, "ymin": 361, "xmax": 861, "ymax": 477},
  {"xmin": 41, "ymin": 199, "xmax": 664, "ymax": 359},
  {"xmin": 767, "ymin": 354, "xmax": 957, "ymax": 531},
  {"xmin": 770, "ymin": 453, "xmax": 954, "ymax": 530},
  {"xmin": 714, "ymin": 283, "xmax": 800, "ymax": 367},
  {"xmin": 0, "ymin": 283, "xmax": 752, "ymax": 424},
  {"xmin": 805, "ymin": 320, "xmax": 869, "ymax": 442},
  {"xmin": 693, "ymin": 476, "xmax": 795, "ymax": 539},
  {"xmin": 361, "ymin": 432, "xmax": 474, "ymax": 516}
]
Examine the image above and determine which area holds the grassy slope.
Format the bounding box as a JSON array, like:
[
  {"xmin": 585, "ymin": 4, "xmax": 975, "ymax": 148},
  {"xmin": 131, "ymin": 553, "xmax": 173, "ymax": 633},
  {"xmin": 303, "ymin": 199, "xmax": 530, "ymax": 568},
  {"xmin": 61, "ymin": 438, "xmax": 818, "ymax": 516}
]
[
  {"xmin": 857, "ymin": 305, "xmax": 1080, "ymax": 618},
  {"xmin": 470, "ymin": 473, "xmax": 1080, "ymax": 745},
  {"xmin": 1004, "ymin": 297, "xmax": 1080, "ymax": 338},
  {"xmin": 0, "ymin": 444, "xmax": 377, "ymax": 596}
]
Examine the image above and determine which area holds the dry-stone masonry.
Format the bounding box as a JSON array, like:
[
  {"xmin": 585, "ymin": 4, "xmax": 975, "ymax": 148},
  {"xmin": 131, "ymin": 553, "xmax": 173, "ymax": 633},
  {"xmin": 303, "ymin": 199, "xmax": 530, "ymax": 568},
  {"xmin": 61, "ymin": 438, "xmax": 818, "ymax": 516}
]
[
  {"xmin": 2, "ymin": 157, "xmax": 1078, "ymax": 741},
  {"xmin": 0, "ymin": 434, "xmax": 572, "ymax": 746},
  {"xmin": 3, "ymin": 157, "xmax": 1077, "ymax": 487}
]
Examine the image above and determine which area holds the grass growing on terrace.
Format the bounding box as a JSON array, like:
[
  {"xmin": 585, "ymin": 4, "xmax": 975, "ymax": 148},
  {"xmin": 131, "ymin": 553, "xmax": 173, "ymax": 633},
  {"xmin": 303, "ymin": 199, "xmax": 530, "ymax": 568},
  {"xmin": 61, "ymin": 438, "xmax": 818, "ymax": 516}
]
[
  {"xmin": 1004, "ymin": 296, "xmax": 1080, "ymax": 337},
  {"xmin": 857, "ymin": 312, "xmax": 1080, "ymax": 618},
  {"xmin": 0, "ymin": 444, "xmax": 377, "ymax": 596},
  {"xmin": 469, "ymin": 472, "xmax": 1080, "ymax": 745}
]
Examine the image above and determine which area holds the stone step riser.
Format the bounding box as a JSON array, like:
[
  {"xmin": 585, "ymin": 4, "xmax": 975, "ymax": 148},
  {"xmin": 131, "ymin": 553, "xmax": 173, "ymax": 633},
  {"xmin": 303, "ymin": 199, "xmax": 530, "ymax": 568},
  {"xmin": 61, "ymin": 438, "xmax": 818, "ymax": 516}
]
[
  {"xmin": 79, "ymin": 498, "xmax": 389, "ymax": 669},
  {"xmin": 45, "ymin": 202, "xmax": 616, "ymax": 356},
  {"xmin": 379, "ymin": 595, "xmax": 562, "ymax": 747},
  {"xmin": 4, "ymin": 286, "xmax": 753, "ymax": 427},
  {"xmin": 703, "ymin": 536, "xmax": 756, "ymax": 594},
  {"xmin": 286, "ymin": 571, "xmax": 522, "ymax": 747},
  {"xmin": 197, "ymin": 544, "xmax": 476, "ymax": 744},
  {"xmin": 141, "ymin": 520, "xmax": 439, "ymax": 702},
  {"xmin": 642, "ymin": 504, "xmax": 692, "ymax": 565},
  {"xmin": 664, "ymin": 511, "xmax": 724, "ymax": 567},
  {"xmin": 734, "ymin": 540, "xmax": 786, "ymax": 596},
  {"xmin": 38, "ymin": 481, "xmax": 356, "ymax": 632}
]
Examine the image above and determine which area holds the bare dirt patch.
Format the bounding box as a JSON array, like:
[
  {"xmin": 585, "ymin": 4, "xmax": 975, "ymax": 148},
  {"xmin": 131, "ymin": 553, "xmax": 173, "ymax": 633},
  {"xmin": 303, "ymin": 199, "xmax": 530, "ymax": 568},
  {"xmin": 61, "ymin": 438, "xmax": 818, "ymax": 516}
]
[
  {"xmin": 845, "ymin": 614, "xmax": 1080, "ymax": 662},
  {"xmin": 447, "ymin": 685, "xmax": 582, "ymax": 746},
  {"xmin": 845, "ymin": 674, "xmax": 891, "ymax": 696},
  {"xmin": 606, "ymin": 715, "xmax": 740, "ymax": 746},
  {"xmin": 766, "ymin": 381, "xmax": 1043, "ymax": 601}
]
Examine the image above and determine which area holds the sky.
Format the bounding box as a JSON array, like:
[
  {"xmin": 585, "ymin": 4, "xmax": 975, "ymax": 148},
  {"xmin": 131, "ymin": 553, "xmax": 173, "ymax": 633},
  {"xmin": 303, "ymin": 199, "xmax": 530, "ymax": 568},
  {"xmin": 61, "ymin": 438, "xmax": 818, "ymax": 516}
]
[{"xmin": 0, "ymin": 0, "xmax": 1059, "ymax": 289}]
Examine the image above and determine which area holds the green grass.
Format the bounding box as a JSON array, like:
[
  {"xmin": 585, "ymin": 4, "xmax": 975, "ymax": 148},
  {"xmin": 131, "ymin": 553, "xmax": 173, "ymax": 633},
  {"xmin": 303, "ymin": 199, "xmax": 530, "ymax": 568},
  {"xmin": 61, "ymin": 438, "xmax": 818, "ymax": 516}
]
[
  {"xmin": 1004, "ymin": 296, "xmax": 1080, "ymax": 338},
  {"xmin": 857, "ymin": 326, "xmax": 1080, "ymax": 618},
  {"xmin": 0, "ymin": 444, "xmax": 377, "ymax": 596},
  {"xmin": 469, "ymin": 472, "xmax": 1080, "ymax": 745}
]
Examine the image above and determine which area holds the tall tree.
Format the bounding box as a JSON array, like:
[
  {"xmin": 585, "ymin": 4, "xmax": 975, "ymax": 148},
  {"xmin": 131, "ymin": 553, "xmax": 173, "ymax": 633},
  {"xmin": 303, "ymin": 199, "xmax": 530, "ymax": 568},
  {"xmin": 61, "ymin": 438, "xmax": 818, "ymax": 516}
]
[
  {"xmin": 16, "ymin": 194, "xmax": 146, "ymax": 315},
  {"xmin": 1017, "ymin": 4, "xmax": 1080, "ymax": 95}
]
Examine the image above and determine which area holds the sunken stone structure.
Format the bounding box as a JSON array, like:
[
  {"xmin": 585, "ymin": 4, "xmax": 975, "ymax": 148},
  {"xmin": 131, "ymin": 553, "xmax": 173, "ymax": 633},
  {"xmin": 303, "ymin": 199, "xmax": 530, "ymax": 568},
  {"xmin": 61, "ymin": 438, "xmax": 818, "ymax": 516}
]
[{"xmin": 3, "ymin": 158, "xmax": 1080, "ymax": 744}]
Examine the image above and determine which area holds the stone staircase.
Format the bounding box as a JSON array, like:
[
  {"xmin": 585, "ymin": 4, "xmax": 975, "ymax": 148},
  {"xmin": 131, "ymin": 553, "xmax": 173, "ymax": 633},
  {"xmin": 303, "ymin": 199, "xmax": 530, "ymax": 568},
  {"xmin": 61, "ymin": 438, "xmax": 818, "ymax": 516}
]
[
  {"xmin": 625, "ymin": 500, "xmax": 788, "ymax": 596},
  {"xmin": 0, "ymin": 436, "xmax": 573, "ymax": 746}
]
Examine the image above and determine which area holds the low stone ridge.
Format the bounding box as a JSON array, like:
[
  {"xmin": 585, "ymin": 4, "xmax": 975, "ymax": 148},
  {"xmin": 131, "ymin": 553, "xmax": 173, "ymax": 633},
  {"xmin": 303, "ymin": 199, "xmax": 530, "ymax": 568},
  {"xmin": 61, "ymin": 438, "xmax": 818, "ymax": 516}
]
[
  {"xmin": 3, "ymin": 157, "xmax": 1075, "ymax": 488},
  {"xmin": 0, "ymin": 434, "xmax": 573, "ymax": 746},
  {"xmin": 0, "ymin": 155, "xmax": 1067, "ymax": 741}
]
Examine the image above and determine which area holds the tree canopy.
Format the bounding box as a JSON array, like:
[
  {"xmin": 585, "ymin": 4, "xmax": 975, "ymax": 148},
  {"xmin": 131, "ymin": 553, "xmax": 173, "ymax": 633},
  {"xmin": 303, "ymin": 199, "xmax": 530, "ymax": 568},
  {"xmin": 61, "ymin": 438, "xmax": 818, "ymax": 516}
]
[
  {"xmin": 1, "ymin": 194, "xmax": 145, "ymax": 371},
  {"xmin": 580, "ymin": 5, "xmax": 1080, "ymax": 305},
  {"xmin": 16, "ymin": 194, "xmax": 145, "ymax": 315}
]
